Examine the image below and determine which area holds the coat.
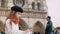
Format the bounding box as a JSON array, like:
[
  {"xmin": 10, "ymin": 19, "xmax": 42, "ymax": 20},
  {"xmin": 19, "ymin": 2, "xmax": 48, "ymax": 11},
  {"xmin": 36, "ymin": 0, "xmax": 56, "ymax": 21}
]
[{"xmin": 45, "ymin": 21, "xmax": 52, "ymax": 34}]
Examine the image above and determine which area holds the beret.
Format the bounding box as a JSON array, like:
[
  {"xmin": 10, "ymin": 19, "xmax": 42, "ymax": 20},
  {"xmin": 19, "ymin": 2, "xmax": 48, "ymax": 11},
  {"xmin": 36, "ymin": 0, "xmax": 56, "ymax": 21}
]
[{"xmin": 11, "ymin": 6, "xmax": 23, "ymax": 13}]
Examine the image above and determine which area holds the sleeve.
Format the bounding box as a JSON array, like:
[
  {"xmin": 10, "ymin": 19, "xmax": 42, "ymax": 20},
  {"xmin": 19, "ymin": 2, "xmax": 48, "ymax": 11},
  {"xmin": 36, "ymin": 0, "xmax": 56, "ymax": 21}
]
[{"xmin": 5, "ymin": 19, "xmax": 12, "ymax": 34}]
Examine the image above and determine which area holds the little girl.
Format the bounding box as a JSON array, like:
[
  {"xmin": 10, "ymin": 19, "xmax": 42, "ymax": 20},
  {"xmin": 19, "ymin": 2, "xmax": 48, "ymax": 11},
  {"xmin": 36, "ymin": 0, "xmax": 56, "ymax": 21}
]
[{"xmin": 5, "ymin": 6, "xmax": 31, "ymax": 34}]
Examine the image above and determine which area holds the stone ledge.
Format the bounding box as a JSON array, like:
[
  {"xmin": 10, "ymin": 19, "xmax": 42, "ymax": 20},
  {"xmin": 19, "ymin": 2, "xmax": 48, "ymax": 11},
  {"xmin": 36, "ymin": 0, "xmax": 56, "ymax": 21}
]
[
  {"xmin": 0, "ymin": 8, "xmax": 47, "ymax": 19},
  {"xmin": 0, "ymin": 8, "xmax": 10, "ymax": 11},
  {"xmin": 0, "ymin": 8, "xmax": 47, "ymax": 14}
]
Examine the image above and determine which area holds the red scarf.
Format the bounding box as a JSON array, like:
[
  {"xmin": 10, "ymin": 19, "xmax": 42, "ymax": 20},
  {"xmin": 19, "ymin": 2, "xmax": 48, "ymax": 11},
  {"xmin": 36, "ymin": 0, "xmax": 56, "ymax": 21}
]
[{"xmin": 13, "ymin": 17, "xmax": 19, "ymax": 24}]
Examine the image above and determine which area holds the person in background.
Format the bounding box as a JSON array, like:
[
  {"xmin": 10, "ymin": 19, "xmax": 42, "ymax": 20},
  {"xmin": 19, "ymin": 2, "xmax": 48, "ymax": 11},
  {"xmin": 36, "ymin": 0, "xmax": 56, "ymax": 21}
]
[
  {"xmin": 55, "ymin": 27, "xmax": 60, "ymax": 34},
  {"xmin": 45, "ymin": 16, "xmax": 53, "ymax": 34},
  {"xmin": 0, "ymin": 20, "xmax": 5, "ymax": 34},
  {"xmin": 0, "ymin": 27, "xmax": 1, "ymax": 34}
]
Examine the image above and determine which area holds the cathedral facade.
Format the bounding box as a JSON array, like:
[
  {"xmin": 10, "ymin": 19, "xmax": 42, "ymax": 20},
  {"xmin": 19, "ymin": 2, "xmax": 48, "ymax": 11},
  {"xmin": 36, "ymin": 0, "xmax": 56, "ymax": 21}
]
[{"xmin": 0, "ymin": 0, "xmax": 48, "ymax": 28}]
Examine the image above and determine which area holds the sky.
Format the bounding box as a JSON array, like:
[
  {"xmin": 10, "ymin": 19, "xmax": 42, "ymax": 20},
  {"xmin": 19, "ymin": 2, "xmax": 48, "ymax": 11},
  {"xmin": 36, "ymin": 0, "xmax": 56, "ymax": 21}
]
[{"xmin": 46, "ymin": 0, "xmax": 60, "ymax": 28}]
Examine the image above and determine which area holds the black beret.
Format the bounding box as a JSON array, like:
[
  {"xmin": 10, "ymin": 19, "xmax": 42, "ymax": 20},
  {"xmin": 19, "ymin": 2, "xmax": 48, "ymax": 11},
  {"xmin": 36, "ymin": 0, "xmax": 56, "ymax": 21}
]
[{"xmin": 11, "ymin": 6, "xmax": 23, "ymax": 13}]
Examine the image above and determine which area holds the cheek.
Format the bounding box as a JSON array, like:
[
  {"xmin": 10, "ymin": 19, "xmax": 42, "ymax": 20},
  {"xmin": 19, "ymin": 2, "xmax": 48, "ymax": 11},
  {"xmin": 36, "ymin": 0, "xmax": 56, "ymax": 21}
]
[
  {"xmin": 16, "ymin": 13, "xmax": 19, "ymax": 15},
  {"xmin": 18, "ymin": 15, "xmax": 20, "ymax": 17},
  {"xmin": 16, "ymin": 13, "xmax": 21, "ymax": 17},
  {"xmin": 16, "ymin": 13, "xmax": 19, "ymax": 17},
  {"xmin": 17, "ymin": 14, "xmax": 21, "ymax": 17}
]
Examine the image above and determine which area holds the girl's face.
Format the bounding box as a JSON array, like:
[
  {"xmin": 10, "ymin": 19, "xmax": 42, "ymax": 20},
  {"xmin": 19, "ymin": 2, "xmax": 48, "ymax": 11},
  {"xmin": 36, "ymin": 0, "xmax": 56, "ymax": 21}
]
[{"xmin": 16, "ymin": 12, "xmax": 21, "ymax": 18}]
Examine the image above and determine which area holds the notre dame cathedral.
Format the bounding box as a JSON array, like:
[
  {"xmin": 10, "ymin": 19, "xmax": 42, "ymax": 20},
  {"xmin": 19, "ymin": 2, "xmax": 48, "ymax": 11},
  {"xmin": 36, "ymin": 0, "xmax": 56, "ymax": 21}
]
[{"xmin": 0, "ymin": 0, "xmax": 48, "ymax": 33}]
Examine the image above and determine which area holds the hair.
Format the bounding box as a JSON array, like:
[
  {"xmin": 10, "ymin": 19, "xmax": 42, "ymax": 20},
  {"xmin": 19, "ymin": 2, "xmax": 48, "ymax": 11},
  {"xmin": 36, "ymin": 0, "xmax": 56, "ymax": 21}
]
[
  {"xmin": 47, "ymin": 16, "xmax": 51, "ymax": 19},
  {"xmin": 6, "ymin": 11, "xmax": 17, "ymax": 20},
  {"xmin": 32, "ymin": 21, "xmax": 45, "ymax": 34},
  {"xmin": 6, "ymin": 11, "xmax": 17, "ymax": 26}
]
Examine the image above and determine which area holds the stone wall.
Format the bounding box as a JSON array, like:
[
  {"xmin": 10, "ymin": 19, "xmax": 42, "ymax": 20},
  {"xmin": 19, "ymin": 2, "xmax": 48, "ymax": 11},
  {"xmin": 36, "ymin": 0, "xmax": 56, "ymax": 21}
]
[
  {"xmin": 0, "ymin": 0, "xmax": 48, "ymax": 33},
  {"xmin": 0, "ymin": 9, "xmax": 47, "ymax": 28}
]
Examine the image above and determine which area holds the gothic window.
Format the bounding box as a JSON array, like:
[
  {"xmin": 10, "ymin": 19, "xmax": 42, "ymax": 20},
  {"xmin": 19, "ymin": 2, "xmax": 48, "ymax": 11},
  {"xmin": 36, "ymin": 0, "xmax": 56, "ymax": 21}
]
[
  {"xmin": 13, "ymin": 0, "xmax": 25, "ymax": 7},
  {"xmin": 37, "ymin": 3, "xmax": 40, "ymax": 10},
  {"xmin": 32, "ymin": 2, "xmax": 35, "ymax": 10},
  {"xmin": 1, "ymin": 0, "xmax": 5, "ymax": 8}
]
